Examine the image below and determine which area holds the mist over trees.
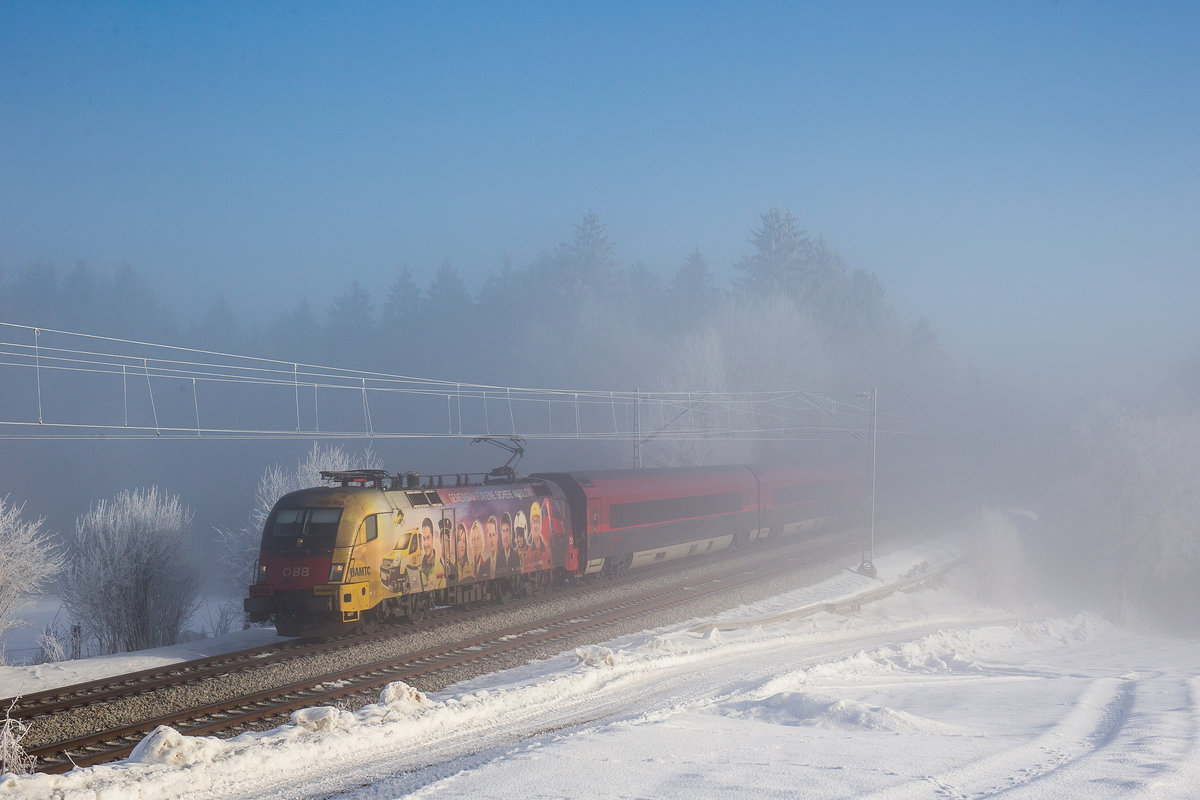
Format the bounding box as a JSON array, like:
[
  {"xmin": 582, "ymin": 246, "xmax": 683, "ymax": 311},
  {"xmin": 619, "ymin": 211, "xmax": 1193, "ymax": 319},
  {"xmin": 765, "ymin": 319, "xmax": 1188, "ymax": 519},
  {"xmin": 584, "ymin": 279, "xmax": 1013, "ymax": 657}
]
[
  {"xmin": 1041, "ymin": 400, "xmax": 1200, "ymax": 631},
  {"xmin": 0, "ymin": 210, "xmax": 947, "ymax": 403},
  {"xmin": 5, "ymin": 208, "xmax": 1196, "ymax": 635},
  {"xmin": 0, "ymin": 262, "xmax": 178, "ymax": 344},
  {"xmin": 0, "ymin": 207, "xmax": 960, "ymax": 447},
  {"xmin": 0, "ymin": 207, "xmax": 983, "ymax": 567}
]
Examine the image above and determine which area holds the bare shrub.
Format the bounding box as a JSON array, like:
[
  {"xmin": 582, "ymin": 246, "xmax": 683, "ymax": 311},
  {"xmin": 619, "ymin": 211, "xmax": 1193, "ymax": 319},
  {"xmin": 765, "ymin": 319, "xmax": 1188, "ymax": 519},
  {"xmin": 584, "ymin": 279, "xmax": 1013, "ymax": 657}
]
[
  {"xmin": 1, "ymin": 699, "xmax": 35, "ymax": 776},
  {"xmin": 35, "ymin": 625, "xmax": 68, "ymax": 664},
  {"xmin": 205, "ymin": 598, "xmax": 243, "ymax": 637}
]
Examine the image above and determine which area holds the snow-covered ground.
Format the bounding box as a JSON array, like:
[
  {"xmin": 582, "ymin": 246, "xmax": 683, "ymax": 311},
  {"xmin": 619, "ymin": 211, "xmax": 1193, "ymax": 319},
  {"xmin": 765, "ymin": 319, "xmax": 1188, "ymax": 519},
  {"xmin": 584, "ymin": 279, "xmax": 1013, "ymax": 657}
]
[
  {"xmin": 4, "ymin": 535, "xmax": 1199, "ymax": 799},
  {"xmin": 0, "ymin": 594, "xmax": 278, "ymax": 677}
]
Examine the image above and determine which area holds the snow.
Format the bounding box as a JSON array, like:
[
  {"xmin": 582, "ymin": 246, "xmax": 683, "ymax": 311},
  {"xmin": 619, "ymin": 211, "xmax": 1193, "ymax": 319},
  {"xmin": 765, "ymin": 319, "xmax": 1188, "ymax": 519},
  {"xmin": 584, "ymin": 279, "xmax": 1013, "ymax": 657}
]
[
  {"xmin": 4, "ymin": 534, "xmax": 1199, "ymax": 799},
  {"xmin": 0, "ymin": 597, "xmax": 285, "ymax": 700}
]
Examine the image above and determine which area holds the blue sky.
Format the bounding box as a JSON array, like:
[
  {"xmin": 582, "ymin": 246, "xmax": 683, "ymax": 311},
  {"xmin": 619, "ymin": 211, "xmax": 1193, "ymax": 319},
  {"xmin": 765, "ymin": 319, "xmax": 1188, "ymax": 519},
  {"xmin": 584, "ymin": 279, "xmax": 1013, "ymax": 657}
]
[{"xmin": 2, "ymin": 1, "xmax": 1197, "ymax": 393}]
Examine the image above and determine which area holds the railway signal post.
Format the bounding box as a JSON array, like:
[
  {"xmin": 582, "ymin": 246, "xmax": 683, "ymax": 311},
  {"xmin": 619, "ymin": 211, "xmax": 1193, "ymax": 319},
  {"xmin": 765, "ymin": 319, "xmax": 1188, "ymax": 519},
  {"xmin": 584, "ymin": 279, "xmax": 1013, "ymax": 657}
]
[{"xmin": 856, "ymin": 387, "xmax": 878, "ymax": 578}]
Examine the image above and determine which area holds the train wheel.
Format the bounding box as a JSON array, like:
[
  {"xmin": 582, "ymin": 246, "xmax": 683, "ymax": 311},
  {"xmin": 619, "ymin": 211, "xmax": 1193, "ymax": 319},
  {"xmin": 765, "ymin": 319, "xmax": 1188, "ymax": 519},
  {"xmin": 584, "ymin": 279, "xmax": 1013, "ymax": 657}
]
[
  {"xmin": 273, "ymin": 615, "xmax": 301, "ymax": 637},
  {"xmin": 359, "ymin": 610, "xmax": 380, "ymax": 635},
  {"xmin": 492, "ymin": 578, "xmax": 514, "ymax": 604},
  {"xmin": 604, "ymin": 555, "xmax": 632, "ymax": 578},
  {"xmin": 522, "ymin": 571, "xmax": 548, "ymax": 597},
  {"xmin": 406, "ymin": 595, "xmax": 429, "ymax": 624},
  {"xmin": 383, "ymin": 596, "xmax": 405, "ymax": 623}
]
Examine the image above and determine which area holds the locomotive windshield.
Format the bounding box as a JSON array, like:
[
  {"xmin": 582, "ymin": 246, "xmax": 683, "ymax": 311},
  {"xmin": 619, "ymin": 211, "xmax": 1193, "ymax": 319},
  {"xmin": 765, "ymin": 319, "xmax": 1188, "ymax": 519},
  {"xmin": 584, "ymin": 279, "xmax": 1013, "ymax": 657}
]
[{"xmin": 267, "ymin": 507, "xmax": 343, "ymax": 555}]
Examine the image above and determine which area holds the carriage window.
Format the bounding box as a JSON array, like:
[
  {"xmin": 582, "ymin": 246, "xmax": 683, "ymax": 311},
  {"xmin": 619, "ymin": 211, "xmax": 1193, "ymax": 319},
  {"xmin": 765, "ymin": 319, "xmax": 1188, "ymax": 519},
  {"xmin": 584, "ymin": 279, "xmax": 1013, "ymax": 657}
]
[
  {"xmin": 772, "ymin": 485, "xmax": 815, "ymax": 506},
  {"xmin": 609, "ymin": 492, "xmax": 742, "ymax": 529},
  {"xmin": 364, "ymin": 515, "xmax": 378, "ymax": 542}
]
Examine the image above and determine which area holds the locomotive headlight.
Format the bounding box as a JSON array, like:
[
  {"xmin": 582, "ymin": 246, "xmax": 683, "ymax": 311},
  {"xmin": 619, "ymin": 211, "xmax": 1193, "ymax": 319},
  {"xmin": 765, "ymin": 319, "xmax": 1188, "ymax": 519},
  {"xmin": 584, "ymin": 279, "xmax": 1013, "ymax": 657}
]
[
  {"xmin": 328, "ymin": 563, "xmax": 346, "ymax": 583},
  {"xmin": 256, "ymin": 561, "xmax": 268, "ymax": 584}
]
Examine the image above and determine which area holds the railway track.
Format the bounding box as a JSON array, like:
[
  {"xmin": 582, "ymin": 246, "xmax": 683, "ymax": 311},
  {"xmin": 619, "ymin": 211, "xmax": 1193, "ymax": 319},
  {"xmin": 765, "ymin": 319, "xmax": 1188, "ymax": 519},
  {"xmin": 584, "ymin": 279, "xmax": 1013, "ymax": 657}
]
[
  {"xmin": 15, "ymin": 531, "xmax": 862, "ymax": 774},
  {"xmin": 3, "ymin": 590, "xmax": 543, "ymax": 719}
]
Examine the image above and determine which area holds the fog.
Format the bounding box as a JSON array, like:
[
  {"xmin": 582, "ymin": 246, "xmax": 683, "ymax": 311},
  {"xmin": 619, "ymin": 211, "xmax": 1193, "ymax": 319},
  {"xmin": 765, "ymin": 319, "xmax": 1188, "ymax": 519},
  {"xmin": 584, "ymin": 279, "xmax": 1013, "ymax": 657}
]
[{"xmin": 1, "ymin": 3, "xmax": 1198, "ymax": 637}]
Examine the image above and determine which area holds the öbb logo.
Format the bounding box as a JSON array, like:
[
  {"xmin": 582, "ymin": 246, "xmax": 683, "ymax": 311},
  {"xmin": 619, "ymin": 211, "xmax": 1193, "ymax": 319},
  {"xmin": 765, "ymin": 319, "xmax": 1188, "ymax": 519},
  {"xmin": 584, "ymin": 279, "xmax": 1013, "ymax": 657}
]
[{"xmin": 281, "ymin": 566, "xmax": 310, "ymax": 578}]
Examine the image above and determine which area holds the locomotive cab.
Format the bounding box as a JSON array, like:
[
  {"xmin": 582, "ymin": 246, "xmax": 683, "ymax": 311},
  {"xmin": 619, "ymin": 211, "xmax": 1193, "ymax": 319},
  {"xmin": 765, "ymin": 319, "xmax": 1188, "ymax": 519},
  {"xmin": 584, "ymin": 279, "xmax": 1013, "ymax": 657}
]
[{"xmin": 245, "ymin": 487, "xmax": 387, "ymax": 635}]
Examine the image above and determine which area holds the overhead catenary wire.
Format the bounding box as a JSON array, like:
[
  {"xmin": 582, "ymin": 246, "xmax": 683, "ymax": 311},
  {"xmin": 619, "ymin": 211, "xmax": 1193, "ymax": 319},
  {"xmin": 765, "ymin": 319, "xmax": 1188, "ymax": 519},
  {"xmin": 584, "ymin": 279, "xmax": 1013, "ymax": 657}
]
[{"xmin": 0, "ymin": 321, "xmax": 935, "ymax": 444}]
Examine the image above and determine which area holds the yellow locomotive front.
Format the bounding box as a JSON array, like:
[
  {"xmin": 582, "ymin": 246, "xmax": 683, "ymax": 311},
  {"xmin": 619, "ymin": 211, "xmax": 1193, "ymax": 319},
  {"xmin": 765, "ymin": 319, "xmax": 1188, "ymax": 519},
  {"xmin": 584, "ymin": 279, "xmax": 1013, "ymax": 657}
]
[
  {"xmin": 245, "ymin": 471, "xmax": 422, "ymax": 635},
  {"xmin": 246, "ymin": 469, "xmax": 575, "ymax": 636}
]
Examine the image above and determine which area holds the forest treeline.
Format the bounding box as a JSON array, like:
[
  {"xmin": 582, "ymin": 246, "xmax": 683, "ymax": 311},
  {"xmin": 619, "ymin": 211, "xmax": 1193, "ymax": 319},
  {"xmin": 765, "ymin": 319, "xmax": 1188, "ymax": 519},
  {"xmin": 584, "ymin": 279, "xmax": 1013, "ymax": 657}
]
[
  {"xmin": 3, "ymin": 209, "xmax": 1199, "ymax": 643},
  {"xmin": 0, "ymin": 209, "xmax": 954, "ymax": 411}
]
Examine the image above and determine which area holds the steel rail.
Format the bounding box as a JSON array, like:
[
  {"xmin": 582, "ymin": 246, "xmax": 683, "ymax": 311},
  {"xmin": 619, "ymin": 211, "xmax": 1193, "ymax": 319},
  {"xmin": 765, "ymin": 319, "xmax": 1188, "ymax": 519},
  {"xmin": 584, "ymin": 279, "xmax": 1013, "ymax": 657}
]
[{"xmin": 27, "ymin": 535, "xmax": 859, "ymax": 774}]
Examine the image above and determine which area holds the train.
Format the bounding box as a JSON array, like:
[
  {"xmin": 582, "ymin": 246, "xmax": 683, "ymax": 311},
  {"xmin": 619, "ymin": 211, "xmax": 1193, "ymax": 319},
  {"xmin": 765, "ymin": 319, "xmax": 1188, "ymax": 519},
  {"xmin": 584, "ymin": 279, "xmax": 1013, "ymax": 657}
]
[{"xmin": 244, "ymin": 462, "xmax": 865, "ymax": 636}]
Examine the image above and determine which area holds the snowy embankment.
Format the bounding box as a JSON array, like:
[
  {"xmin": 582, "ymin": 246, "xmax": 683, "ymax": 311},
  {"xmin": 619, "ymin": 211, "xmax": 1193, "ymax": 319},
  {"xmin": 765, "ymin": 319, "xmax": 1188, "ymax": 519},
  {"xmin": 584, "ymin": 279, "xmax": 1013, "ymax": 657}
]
[
  {"xmin": 0, "ymin": 623, "xmax": 285, "ymax": 701},
  {"xmin": 5, "ymin": 534, "xmax": 1200, "ymax": 799}
]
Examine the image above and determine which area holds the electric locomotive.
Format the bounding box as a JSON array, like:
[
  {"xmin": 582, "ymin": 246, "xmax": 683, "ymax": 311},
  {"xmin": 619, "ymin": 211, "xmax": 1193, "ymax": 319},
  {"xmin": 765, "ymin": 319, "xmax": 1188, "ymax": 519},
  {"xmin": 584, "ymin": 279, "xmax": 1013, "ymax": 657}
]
[
  {"xmin": 245, "ymin": 469, "xmax": 576, "ymax": 635},
  {"xmin": 245, "ymin": 463, "xmax": 863, "ymax": 636}
]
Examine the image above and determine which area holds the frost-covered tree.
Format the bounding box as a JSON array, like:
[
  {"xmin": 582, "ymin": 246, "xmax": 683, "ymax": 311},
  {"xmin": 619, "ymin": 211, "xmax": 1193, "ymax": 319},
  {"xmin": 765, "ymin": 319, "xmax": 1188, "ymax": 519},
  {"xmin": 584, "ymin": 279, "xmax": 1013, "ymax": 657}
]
[
  {"xmin": 1051, "ymin": 400, "xmax": 1200, "ymax": 626},
  {"xmin": 216, "ymin": 443, "xmax": 382, "ymax": 595},
  {"xmin": 265, "ymin": 299, "xmax": 322, "ymax": 363},
  {"xmin": 63, "ymin": 487, "xmax": 200, "ymax": 654},
  {"xmin": 570, "ymin": 211, "xmax": 619, "ymax": 294},
  {"xmin": 667, "ymin": 247, "xmax": 718, "ymax": 329},
  {"xmin": 327, "ymin": 280, "xmax": 376, "ymax": 339},
  {"xmin": 0, "ymin": 496, "xmax": 62, "ymax": 643},
  {"xmin": 647, "ymin": 294, "xmax": 830, "ymax": 467},
  {"xmin": 424, "ymin": 260, "xmax": 473, "ymax": 319},
  {"xmin": 968, "ymin": 508, "xmax": 1029, "ymax": 603},
  {"xmin": 733, "ymin": 207, "xmax": 815, "ymax": 298},
  {"xmin": 188, "ymin": 293, "xmax": 242, "ymax": 354},
  {"xmin": 380, "ymin": 264, "xmax": 421, "ymax": 334}
]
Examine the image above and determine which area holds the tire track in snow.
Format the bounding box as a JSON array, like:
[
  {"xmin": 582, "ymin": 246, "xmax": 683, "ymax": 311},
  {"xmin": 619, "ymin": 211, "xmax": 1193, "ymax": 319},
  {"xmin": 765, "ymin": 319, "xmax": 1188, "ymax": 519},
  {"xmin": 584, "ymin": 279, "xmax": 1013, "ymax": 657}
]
[
  {"xmin": 998, "ymin": 674, "xmax": 1200, "ymax": 799},
  {"xmin": 856, "ymin": 676, "xmax": 1133, "ymax": 800}
]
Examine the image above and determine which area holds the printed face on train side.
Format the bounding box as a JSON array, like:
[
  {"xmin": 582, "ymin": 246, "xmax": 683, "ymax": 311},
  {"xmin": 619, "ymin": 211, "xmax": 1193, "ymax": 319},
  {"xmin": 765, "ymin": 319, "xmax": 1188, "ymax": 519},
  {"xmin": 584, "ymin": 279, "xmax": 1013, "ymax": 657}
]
[
  {"xmin": 530, "ymin": 503, "xmax": 542, "ymax": 545},
  {"xmin": 513, "ymin": 510, "xmax": 528, "ymax": 548},
  {"xmin": 421, "ymin": 518, "xmax": 435, "ymax": 558},
  {"xmin": 544, "ymin": 501, "xmax": 556, "ymax": 545},
  {"xmin": 501, "ymin": 514, "xmax": 512, "ymax": 552},
  {"xmin": 469, "ymin": 521, "xmax": 481, "ymax": 557},
  {"xmin": 456, "ymin": 523, "xmax": 469, "ymax": 563}
]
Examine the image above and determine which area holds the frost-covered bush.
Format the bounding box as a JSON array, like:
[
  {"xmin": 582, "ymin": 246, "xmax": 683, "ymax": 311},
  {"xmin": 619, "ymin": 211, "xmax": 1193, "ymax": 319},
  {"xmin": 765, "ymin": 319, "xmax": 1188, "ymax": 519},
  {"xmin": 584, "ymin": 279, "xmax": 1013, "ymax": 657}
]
[
  {"xmin": 1, "ymin": 699, "xmax": 35, "ymax": 776},
  {"xmin": 0, "ymin": 495, "xmax": 62, "ymax": 643},
  {"xmin": 63, "ymin": 487, "xmax": 201, "ymax": 654},
  {"xmin": 968, "ymin": 508, "xmax": 1028, "ymax": 604},
  {"xmin": 35, "ymin": 624, "xmax": 69, "ymax": 664},
  {"xmin": 1051, "ymin": 400, "xmax": 1200, "ymax": 628}
]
